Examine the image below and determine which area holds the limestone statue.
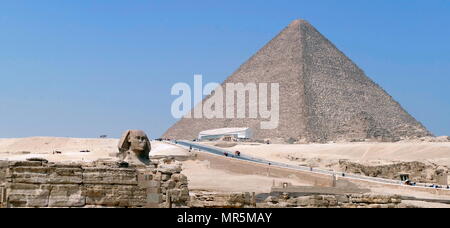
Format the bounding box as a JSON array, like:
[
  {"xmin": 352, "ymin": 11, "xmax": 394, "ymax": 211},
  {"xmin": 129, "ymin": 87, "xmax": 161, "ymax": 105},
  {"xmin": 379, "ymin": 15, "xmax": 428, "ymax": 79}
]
[{"xmin": 118, "ymin": 130, "xmax": 151, "ymax": 165}]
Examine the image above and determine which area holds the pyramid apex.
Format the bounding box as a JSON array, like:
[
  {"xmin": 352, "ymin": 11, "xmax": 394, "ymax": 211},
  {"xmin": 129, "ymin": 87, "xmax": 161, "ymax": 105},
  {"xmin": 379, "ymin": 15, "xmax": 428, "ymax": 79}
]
[{"xmin": 289, "ymin": 19, "xmax": 310, "ymax": 27}]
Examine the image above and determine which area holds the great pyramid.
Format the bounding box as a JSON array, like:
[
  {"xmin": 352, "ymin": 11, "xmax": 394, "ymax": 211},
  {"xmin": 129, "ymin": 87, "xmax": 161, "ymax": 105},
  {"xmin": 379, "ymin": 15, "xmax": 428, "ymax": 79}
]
[{"xmin": 163, "ymin": 19, "xmax": 432, "ymax": 142}]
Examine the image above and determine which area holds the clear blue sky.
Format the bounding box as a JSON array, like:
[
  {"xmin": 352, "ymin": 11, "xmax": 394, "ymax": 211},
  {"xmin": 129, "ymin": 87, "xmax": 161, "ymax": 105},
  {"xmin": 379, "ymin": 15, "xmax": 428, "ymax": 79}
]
[{"xmin": 0, "ymin": 0, "xmax": 449, "ymax": 138}]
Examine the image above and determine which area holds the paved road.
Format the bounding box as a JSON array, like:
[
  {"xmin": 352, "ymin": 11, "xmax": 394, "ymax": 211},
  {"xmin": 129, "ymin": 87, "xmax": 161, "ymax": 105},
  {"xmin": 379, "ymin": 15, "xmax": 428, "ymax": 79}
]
[{"xmin": 172, "ymin": 140, "xmax": 450, "ymax": 191}]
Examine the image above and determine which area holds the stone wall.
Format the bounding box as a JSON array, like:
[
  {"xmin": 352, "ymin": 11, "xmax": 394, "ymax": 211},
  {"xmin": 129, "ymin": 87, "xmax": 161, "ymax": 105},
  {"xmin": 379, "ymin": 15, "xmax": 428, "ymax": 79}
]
[
  {"xmin": 345, "ymin": 176, "xmax": 450, "ymax": 197},
  {"xmin": 0, "ymin": 159, "xmax": 189, "ymax": 208},
  {"xmin": 0, "ymin": 161, "xmax": 6, "ymax": 208},
  {"xmin": 262, "ymin": 194, "xmax": 413, "ymax": 208},
  {"xmin": 340, "ymin": 160, "xmax": 448, "ymax": 183},
  {"xmin": 189, "ymin": 192, "xmax": 257, "ymax": 208},
  {"xmin": 188, "ymin": 191, "xmax": 413, "ymax": 208}
]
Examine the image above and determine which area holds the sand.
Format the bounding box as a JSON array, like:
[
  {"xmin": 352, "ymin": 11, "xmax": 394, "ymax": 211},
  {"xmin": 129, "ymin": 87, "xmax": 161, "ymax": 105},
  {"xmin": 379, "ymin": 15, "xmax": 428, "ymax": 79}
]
[
  {"xmin": 0, "ymin": 137, "xmax": 188, "ymax": 162},
  {"xmin": 4, "ymin": 137, "xmax": 448, "ymax": 166},
  {"xmin": 402, "ymin": 200, "xmax": 450, "ymax": 208},
  {"xmin": 0, "ymin": 137, "xmax": 307, "ymax": 193},
  {"xmin": 181, "ymin": 160, "xmax": 310, "ymax": 193},
  {"xmin": 2, "ymin": 137, "xmax": 450, "ymax": 199},
  {"xmin": 204, "ymin": 142, "xmax": 450, "ymax": 169}
]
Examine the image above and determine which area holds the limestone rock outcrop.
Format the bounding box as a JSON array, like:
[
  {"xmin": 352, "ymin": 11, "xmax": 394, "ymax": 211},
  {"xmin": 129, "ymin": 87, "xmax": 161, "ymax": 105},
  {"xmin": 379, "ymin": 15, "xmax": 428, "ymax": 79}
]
[
  {"xmin": 339, "ymin": 160, "xmax": 449, "ymax": 183},
  {"xmin": 261, "ymin": 194, "xmax": 412, "ymax": 208},
  {"xmin": 189, "ymin": 192, "xmax": 256, "ymax": 208}
]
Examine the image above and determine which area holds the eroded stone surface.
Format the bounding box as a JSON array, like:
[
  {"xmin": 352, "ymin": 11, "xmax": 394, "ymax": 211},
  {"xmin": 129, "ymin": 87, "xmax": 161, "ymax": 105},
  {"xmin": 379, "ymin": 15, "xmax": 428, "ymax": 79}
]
[
  {"xmin": 259, "ymin": 193, "xmax": 411, "ymax": 208},
  {"xmin": 0, "ymin": 159, "xmax": 189, "ymax": 208},
  {"xmin": 118, "ymin": 130, "xmax": 151, "ymax": 165}
]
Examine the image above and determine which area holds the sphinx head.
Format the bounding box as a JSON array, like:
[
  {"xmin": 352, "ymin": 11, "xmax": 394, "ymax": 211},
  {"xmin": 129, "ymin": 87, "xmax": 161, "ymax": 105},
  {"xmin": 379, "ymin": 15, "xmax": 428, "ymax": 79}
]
[{"xmin": 118, "ymin": 130, "xmax": 151, "ymax": 163}]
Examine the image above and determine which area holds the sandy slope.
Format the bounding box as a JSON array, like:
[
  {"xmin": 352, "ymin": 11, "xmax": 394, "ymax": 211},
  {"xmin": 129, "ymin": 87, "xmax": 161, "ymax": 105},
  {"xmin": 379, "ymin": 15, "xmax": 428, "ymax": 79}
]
[
  {"xmin": 0, "ymin": 137, "xmax": 117, "ymax": 154},
  {"xmin": 0, "ymin": 137, "xmax": 304, "ymax": 193},
  {"xmin": 0, "ymin": 137, "xmax": 187, "ymax": 162},
  {"xmin": 2, "ymin": 137, "xmax": 450, "ymax": 197},
  {"xmin": 181, "ymin": 160, "xmax": 310, "ymax": 193},
  {"xmin": 3, "ymin": 137, "xmax": 448, "ymax": 166},
  {"xmin": 204, "ymin": 142, "xmax": 450, "ymax": 168}
]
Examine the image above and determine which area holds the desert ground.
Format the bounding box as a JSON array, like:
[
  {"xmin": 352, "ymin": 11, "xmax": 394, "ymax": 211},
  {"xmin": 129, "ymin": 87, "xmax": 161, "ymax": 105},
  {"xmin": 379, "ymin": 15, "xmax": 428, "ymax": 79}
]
[
  {"xmin": 199, "ymin": 140, "xmax": 450, "ymax": 203},
  {"xmin": 202, "ymin": 141, "xmax": 450, "ymax": 168},
  {"xmin": 0, "ymin": 137, "xmax": 309, "ymax": 193},
  {"xmin": 1, "ymin": 137, "xmax": 450, "ymax": 207}
]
